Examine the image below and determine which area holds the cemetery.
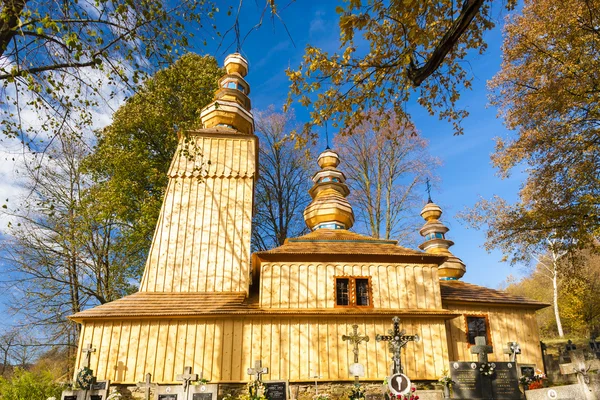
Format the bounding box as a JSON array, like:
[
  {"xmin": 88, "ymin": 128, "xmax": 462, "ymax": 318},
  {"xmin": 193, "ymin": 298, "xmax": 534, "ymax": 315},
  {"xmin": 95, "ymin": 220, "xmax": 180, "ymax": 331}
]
[{"xmin": 54, "ymin": 53, "xmax": 600, "ymax": 400}]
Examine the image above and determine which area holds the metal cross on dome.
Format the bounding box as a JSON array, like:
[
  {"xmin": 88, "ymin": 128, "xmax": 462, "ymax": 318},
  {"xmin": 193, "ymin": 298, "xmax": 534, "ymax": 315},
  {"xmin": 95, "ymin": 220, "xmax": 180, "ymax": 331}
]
[{"xmin": 376, "ymin": 316, "xmax": 420, "ymax": 374}]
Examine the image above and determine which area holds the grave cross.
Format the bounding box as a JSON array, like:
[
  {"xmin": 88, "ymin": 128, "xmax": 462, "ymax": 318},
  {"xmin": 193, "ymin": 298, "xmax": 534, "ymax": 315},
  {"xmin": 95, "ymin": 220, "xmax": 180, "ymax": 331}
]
[
  {"xmin": 136, "ymin": 373, "xmax": 157, "ymax": 400},
  {"xmin": 82, "ymin": 343, "xmax": 96, "ymax": 368},
  {"xmin": 176, "ymin": 366, "xmax": 199, "ymax": 393},
  {"xmin": 342, "ymin": 325, "xmax": 370, "ymax": 364},
  {"xmin": 470, "ymin": 336, "xmax": 493, "ymax": 364},
  {"xmin": 376, "ymin": 316, "xmax": 420, "ymax": 374},
  {"xmin": 503, "ymin": 341, "xmax": 521, "ymax": 363},
  {"xmin": 247, "ymin": 360, "xmax": 268, "ymax": 383}
]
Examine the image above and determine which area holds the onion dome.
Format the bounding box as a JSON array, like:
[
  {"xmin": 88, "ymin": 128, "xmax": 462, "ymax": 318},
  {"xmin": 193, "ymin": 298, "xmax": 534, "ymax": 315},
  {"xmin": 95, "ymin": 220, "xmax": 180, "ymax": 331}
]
[
  {"xmin": 200, "ymin": 53, "xmax": 254, "ymax": 134},
  {"xmin": 303, "ymin": 149, "xmax": 354, "ymax": 231},
  {"xmin": 418, "ymin": 200, "xmax": 466, "ymax": 280}
]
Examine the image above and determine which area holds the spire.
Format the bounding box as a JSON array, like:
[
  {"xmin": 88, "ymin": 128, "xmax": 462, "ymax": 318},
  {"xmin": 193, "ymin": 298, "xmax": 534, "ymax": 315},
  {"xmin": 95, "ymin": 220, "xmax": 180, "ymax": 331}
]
[
  {"xmin": 200, "ymin": 53, "xmax": 254, "ymax": 134},
  {"xmin": 418, "ymin": 201, "xmax": 466, "ymax": 280},
  {"xmin": 303, "ymin": 149, "xmax": 354, "ymax": 231}
]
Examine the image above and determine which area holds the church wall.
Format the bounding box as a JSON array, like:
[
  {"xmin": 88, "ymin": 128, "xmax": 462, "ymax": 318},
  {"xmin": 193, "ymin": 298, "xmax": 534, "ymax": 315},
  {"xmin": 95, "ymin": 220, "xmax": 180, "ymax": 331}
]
[
  {"xmin": 76, "ymin": 316, "xmax": 450, "ymax": 384},
  {"xmin": 139, "ymin": 135, "xmax": 256, "ymax": 293},
  {"xmin": 259, "ymin": 263, "xmax": 443, "ymax": 310},
  {"xmin": 444, "ymin": 303, "xmax": 543, "ymax": 368}
]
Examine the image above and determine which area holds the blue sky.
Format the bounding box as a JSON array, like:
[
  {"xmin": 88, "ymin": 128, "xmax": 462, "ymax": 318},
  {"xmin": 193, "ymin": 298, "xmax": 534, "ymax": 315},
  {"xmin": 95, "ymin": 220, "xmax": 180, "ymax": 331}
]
[{"xmin": 200, "ymin": 1, "xmax": 529, "ymax": 288}]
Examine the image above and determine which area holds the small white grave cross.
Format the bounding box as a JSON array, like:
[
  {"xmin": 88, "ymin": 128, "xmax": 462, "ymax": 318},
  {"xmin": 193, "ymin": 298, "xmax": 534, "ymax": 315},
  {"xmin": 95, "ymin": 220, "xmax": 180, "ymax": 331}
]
[
  {"xmin": 376, "ymin": 316, "xmax": 419, "ymax": 374},
  {"xmin": 176, "ymin": 366, "xmax": 199, "ymax": 393},
  {"xmin": 471, "ymin": 336, "xmax": 493, "ymax": 364},
  {"xmin": 247, "ymin": 360, "xmax": 268, "ymax": 382},
  {"xmin": 136, "ymin": 373, "xmax": 157, "ymax": 400},
  {"xmin": 503, "ymin": 341, "xmax": 521, "ymax": 363},
  {"xmin": 82, "ymin": 343, "xmax": 96, "ymax": 368}
]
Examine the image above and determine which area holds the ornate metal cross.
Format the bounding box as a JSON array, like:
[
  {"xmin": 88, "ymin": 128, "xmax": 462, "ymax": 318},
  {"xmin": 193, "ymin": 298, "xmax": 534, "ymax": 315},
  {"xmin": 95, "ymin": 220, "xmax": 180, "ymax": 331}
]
[
  {"xmin": 176, "ymin": 366, "xmax": 199, "ymax": 392},
  {"xmin": 376, "ymin": 316, "xmax": 419, "ymax": 374},
  {"xmin": 247, "ymin": 360, "xmax": 268, "ymax": 382},
  {"xmin": 136, "ymin": 373, "xmax": 157, "ymax": 400},
  {"xmin": 503, "ymin": 341, "xmax": 521, "ymax": 363},
  {"xmin": 82, "ymin": 343, "xmax": 96, "ymax": 368},
  {"xmin": 470, "ymin": 336, "xmax": 493, "ymax": 364},
  {"xmin": 342, "ymin": 325, "xmax": 370, "ymax": 364}
]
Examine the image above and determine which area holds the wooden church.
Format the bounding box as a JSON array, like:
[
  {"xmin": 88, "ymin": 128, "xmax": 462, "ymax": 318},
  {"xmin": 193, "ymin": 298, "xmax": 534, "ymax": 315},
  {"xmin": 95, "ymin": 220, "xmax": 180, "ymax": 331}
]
[{"xmin": 70, "ymin": 53, "xmax": 547, "ymax": 385}]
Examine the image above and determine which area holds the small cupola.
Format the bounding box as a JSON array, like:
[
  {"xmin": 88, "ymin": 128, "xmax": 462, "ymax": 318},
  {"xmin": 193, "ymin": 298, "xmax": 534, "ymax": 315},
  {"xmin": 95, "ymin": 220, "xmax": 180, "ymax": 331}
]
[
  {"xmin": 418, "ymin": 199, "xmax": 466, "ymax": 280},
  {"xmin": 303, "ymin": 149, "xmax": 354, "ymax": 231},
  {"xmin": 200, "ymin": 53, "xmax": 254, "ymax": 134}
]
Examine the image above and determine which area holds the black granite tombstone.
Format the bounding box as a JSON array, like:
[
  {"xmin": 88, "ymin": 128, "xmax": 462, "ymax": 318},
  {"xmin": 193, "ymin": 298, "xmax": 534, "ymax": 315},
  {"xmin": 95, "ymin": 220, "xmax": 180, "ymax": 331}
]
[
  {"xmin": 264, "ymin": 381, "xmax": 288, "ymax": 400},
  {"xmin": 192, "ymin": 393, "xmax": 213, "ymax": 400},
  {"xmin": 90, "ymin": 395, "xmax": 103, "ymax": 400},
  {"xmin": 450, "ymin": 361, "xmax": 484, "ymax": 399},
  {"xmin": 490, "ymin": 362, "xmax": 520, "ymax": 399}
]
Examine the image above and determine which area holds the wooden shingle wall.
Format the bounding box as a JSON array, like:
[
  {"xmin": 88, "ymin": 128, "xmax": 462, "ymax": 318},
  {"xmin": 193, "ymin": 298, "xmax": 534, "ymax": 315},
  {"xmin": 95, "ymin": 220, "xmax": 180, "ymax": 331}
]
[{"xmin": 76, "ymin": 317, "xmax": 450, "ymax": 384}]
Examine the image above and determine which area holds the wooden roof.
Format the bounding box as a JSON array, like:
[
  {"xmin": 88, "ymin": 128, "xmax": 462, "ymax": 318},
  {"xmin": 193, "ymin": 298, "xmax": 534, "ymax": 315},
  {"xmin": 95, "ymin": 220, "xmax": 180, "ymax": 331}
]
[
  {"xmin": 254, "ymin": 229, "xmax": 447, "ymax": 263},
  {"xmin": 439, "ymin": 280, "xmax": 549, "ymax": 309},
  {"xmin": 68, "ymin": 292, "xmax": 459, "ymax": 321}
]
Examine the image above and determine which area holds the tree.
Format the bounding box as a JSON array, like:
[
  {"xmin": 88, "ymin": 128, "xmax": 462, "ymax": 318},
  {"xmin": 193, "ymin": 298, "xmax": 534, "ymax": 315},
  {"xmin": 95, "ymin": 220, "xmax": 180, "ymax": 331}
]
[
  {"xmin": 334, "ymin": 112, "xmax": 439, "ymax": 244},
  {"xmin": 286, "ymin": 0, "xmax": 516, "ymax": 138},
  {"xmin": 0, "ymin": 137, "xmax": 137, "ymax": 350},
  {"xmin": 477, "ymin": 0, "xmax": 600, "ymax": 251},
  {"xmin": 0, "ymin": 0, "xmax": 220, "ymax": 143},
  {"xmin": 85, "ymin": 53, "xmax": 222, "ymax": 261},
  {"xmin": 251, "ymin": 107, "xmax": 313, "ymax": 251}
]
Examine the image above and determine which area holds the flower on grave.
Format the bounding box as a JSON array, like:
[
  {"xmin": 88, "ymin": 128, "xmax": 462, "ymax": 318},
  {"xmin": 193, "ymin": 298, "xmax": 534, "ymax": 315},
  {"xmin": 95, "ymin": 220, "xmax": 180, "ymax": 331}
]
[
  {"xmin": 437, "ymin": 370, "xmax": 454, "ymax": 387},
  {"xmin": 349, "ymin": 383, "xmax": 365, "ymax": 400},
  {"xmin": 528, "ymin": 381, "xmax": 543, "ymax": 390},
  {"xmin": 313, "ymin": 393, "xmax": 330, "ymax": 400},
  {"xmin": 239, "ymin": 380, "xmax": 267, "ymax": 400},
  {"xmin": 76, "ymin": 366, "xmax": 96, "ymax": 390},
  {"xmin": 478, "ymin": 363, "xmax": 495, "ymax": 376}
]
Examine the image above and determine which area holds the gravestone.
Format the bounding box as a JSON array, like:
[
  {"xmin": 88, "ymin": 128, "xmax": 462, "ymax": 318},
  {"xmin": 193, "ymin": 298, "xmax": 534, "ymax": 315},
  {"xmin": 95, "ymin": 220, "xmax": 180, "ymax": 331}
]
[
  {"xmin": 137, "ymin": 373, "xmax": 158, "ymax": 400},
  {"xmin": 490, "ymin": 362, "xmax": 521, "ymax": 399},
  {"xmin": 519, "ymin": 364, "xmax": 536, "ymax": 379},
  {"xmin": 376, "ymin": 316, "xmax": 419, "ymax": 375},
  {"xmin": 155, "ymin": 385, "xmax": 184, "ymax": 400},
  {"xmin": 342, "ymin": 325, "xmax": 369, "ymax": 383},
  {"xmin": 89, "ymin": 380, "xmax": 110, "ymax": 400},
  {"xmin": 449, "ymin": 361, "xmax": 483, "ymax": 399},
  {"xmin": 189, "ymin": 383, "xmax": 218, "ymax": 400},
  {"xmin": 524, "ymin": 386, "xmax": 583, "ymax": 400},
  {"xmin": 470, "ymin": 336, "xmax": 494, "ymax": 399},
  {"xmin": 61, "ymin": 391, "xmax": 85, "ymax": 400},
  {"xmin": 589, "ymin": 336, "xmax": 600, "ymax": 359},
  {"xmin": 264, "ymin": 380, "xmax": 289, "ymax": 400},
  {"xmin": 557, "ymin": 349, "xmax": 600, "ymax": 400}
]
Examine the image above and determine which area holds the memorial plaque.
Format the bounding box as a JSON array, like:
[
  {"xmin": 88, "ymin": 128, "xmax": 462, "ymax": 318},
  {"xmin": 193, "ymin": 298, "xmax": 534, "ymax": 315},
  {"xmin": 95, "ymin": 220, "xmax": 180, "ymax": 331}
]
[
  {"xmin": 91, "ymin": 381, "xmax": 107, "ymax": 390},
  {"xmin": 61, "ymin": 390, "xmax": 85, "ymax": 400},
  {"xmin": 491, "ymin": 362, "xmax": 520, "ymax": 399},
  {"xmin": 519, "ymin": 364, "xmax": 535, "ymax": 378},
  {"xmin": 63, "ymin": 396, "xmax": 78, "ymax": 400},
  {"xmin": 90, "ymin": 396, "xmax": 103, "ymax": 400},
  {"xmin": 192, "ymin": 393, "xmax": 213, "ymax": 400},
  {"xmin": 450, "ymin": 361, "xmax": 483, "ymax": 399},
  {"xmin": 264, "ymin": 380, "xmax": 288, "ymax": 400},
  {"xmin": 158, "ymin": 395, "xmax": 178, "ymax": 400}
]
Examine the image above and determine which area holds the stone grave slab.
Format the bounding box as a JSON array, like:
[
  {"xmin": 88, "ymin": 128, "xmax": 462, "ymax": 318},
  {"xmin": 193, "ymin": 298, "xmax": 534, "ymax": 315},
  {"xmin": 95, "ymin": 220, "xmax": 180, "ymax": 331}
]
[
  {"xmin": 450, "ymin": 361, "xmax": 483, "ymax": 399},
  {"xmin": 264, "ymin": 380, "xmax": 289, "ymax": 400},
  {"xmin": 155, "ymin": 385, "xmax": 185, "ymax": 400},
  {"xmin": 524, "ymin": 385, "xmax": 583, "ymax": 400},
  {"xmin": 519, "ymin": 364, "xmax": 536, "ymax": 379},
  {"xmin": 90, "ymin": 380, "xmax": 110, "ymax": 400},
  {"xmin": 61, "ymin": 390, "xmax": 86, "ymax": 400},
  {"xmin": 490, "ymin": 362, "xmax": 520, "ymax": 399},
  {"xmin": 189, "ymin": 383, "xmax": 219, "ymax": 400}
]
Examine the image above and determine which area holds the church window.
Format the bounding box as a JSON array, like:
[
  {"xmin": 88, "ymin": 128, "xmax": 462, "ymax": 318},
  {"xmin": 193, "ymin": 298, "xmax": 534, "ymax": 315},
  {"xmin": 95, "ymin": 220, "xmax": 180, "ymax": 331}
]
[
  {"xmin": 334, "ymin": 277, "xmax": 372, "ymax": 307},
  {"xmin": 466, "ymin": 316, "xmax": 491, "ymax": 345}
]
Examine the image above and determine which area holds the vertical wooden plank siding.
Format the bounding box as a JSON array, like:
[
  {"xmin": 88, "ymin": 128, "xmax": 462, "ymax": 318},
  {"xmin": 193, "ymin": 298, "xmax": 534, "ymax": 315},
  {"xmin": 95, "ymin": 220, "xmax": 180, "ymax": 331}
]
[
  {"xmin": 444, "ymin": 304, "xmax": 543, "ymax": 369},
  {"xmin": 261, "ymin": 263, "xmax": 444, "ymax": 310},
  {"xmin": 78, "ymin": 316, "xmax": 451, "ymax": 383}
]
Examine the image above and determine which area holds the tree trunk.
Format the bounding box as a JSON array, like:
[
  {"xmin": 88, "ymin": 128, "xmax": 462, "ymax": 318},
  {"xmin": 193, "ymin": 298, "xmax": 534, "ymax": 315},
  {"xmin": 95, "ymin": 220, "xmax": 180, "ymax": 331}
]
[{"xmin": 553, "ymin": 269, "xmax": 564, "ymax": 337}]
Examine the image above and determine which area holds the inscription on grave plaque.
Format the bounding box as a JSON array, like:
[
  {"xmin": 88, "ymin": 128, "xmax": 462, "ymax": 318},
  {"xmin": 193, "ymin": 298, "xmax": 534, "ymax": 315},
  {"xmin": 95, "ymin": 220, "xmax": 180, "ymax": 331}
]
[
  {"xmin": 192, "ymin": 393, "xmax": 213, "ymax": 400},
  {"xmin": 265, "ymin": 381, "xmax": 288, "ymax": 400},
  {"xmin": 490, "ymin": 362, "xmax": 520, "ymax": 399},
  {"xmin": 450, "ymin": 362, "xmax": 483, "ymax": 399},
  {"xmin": 63, "ymin": 396, "xmax": 77, "ymax": 400},
  {"xmin": 158, "ymin": 395, "xmax": 178, "ymax": 400},
  {"xmin": 90, "ymin": 396, "xmax": 103, "ymax": 400},
  {"xmin": 91, "ymin": 381, "xmax": 107, "ymax": 390}
]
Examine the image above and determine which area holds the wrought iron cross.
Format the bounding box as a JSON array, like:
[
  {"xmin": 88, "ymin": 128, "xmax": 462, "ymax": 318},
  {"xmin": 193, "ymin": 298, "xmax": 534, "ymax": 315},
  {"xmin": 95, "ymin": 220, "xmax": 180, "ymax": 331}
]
[
  {"xmin": 136, "ymin": 373, "xmax": 157, "ymax": 400},
  {"xmin": 176, "ymin": 366, "xmax": 199, "ymax": 392},
  {"xmin": 342, "ymin": 325, "xmax": 370, "ymax": 364},
  {"xmin": 247, "ymin": 360, "xmax": 268, "ymax": 383},
  {"xmin": 82, "ymin": 343, "xmax": 96, "ymax": 368},
  {"xmin": 376, "ymin": 316, "xmax": 419, "ymax": 374},
  {"xmin": 471, "ymin": 336, "xmax": 493, "ymax": 364}
]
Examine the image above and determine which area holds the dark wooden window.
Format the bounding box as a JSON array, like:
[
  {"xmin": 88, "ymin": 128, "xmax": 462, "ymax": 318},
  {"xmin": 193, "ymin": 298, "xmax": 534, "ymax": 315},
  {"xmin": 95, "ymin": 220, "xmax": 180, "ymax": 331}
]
[
  {"xmin": 466, "ymin": 316, "xmax": 490, "ymax": 345},
  {"xmin": 334, "ymin": 277, "xmax": 372, "ymax": 307}
]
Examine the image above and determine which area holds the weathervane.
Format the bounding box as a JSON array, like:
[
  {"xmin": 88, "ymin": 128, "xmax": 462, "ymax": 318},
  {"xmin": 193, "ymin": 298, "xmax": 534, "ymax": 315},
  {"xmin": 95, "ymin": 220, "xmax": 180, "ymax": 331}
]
[{"xmin": 426, "ymin": 178, "xmax": 432, "ymax": 203}]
